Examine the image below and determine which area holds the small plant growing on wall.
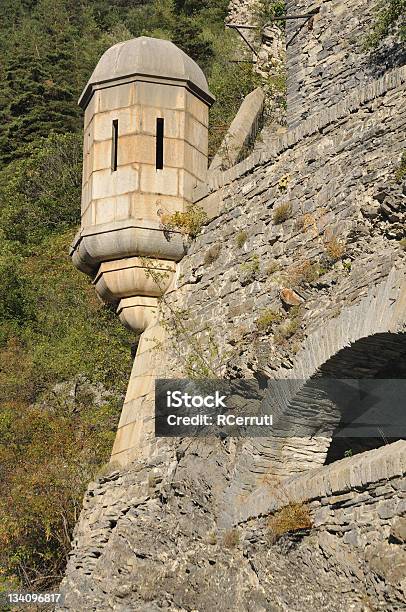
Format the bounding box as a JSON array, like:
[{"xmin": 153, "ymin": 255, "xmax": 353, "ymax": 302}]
[
  {"xmin": 256, "ymin": 308, "xmax": 284, "ymax": 332},
  {"xmin": 204, "ymin": 243, "xmax": 222, "ymax": 265},
  {"xmin": 274, "ymin": 317, "xmax": 301, "ymax": 343},
  {"xmin": 266, "ymin": 260, "xmax": 280, "ymax": 275},
  {"xmin": 324, "ymin": 236, "xmax": 346, "ymax": 262},
  {"xmin": 161, "ymin": 204, "xmax": 207, "ymax": 238},
  {"xmin": 268, "ymin": 502, "xmax": 312, "ymax": 543},
  {"xmin": 222, "ymin": 528, "xmax": 240, "ymax": 548},
  {"xmin": 273, "ymin": 202, "xmax": 292, "ymax": 225},
  {"xmin": 236, "ymin": 230, "xmax": 248, "ymax": 248},
  {"xmin": 240, "ymin": 254, "xmax": 260, "ymax": 274},
  {"xmin": 277, "ymin": 174, "xmax": 291, "ymax": 191},
  {"xmin": 395, "ymin": 150, "xmax": 406, "ymax": 183}
]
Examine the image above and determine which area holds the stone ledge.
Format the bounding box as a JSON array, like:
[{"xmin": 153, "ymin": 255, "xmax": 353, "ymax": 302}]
[
  {"xmin": 237, "ymin": 440, "xmax": 406, "ymax": 524},
  {"xmin": 207, "ymin": 65, "xmax": 406, "ymax": 193}
]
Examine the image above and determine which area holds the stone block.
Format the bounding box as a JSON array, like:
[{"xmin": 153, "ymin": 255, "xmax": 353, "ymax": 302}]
[
  {"xmin": 185, "ymin": 90, "xmax": 209, "ymax": 126},
  {"xmin": 140, "ymin": 106, "xmax": 185, "ymax": 140},
  {"xmin": 93, "ymin": 139, "xmax": 113, "ymax": 172},
  {"xmin": 185, "ymin": 113, "xmax": 208, "ymax": 153},
  {"xmin": 136, "ymin": 81, "xmax": 185, "ymax": 110},
  {"xmin": 94, "ymin": 195, "xmax": 131, "ymax": 225},
  {"xmin": 343, "ymin": 529, "xmax": 361, "ymax": 547},
  {"xmin": 390, "ymin": 516, "xmax": 406, "ymax": 543},
  {"xmin": 178, "ymin": 169, "xmax": 200, "ymax": 201},
  {"xmin": 184, "ymin": 142, "xmax": 207, "ymax": 180},
  {"xmin": 91, "ymin": 165, "xmax": 139, "ymax": 200},
  {"xmin": 93, "ymin": 108, "xmax": 139, "ymax": 141},
  {"xmin": 377, "ymin": 500, "xmax": 397, "ymax": 520},
  {"xmin": 140, "ymin": 164, "xmax": 179, "ymax": 197},
  {"xmin": 98, "ymin": 82, "xmax": 135, "ymax": 113},
  {"xmin": 131, "ymin": 192, "xmax": 184, "ymax": 219}
]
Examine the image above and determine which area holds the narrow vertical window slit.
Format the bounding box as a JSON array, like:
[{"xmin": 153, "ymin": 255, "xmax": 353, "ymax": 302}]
[
  {"xmin": 156, "ymin": 118, "xmax": 164, "ymax": 170},
  {"xmin": 111, "ymin": 119, "xmax": 118, "ymax": 171}
]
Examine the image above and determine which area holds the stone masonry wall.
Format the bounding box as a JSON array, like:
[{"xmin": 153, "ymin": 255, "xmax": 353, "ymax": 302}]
[
  {"xmin": 156, "ymin": 66, "xmax": 406, "ymax": 497},
  {"xmin": 59, "ymin": 3, "xmax": 406, "ymax": 608},
  {"xmin": 59, "ymin": 441, "xmax": 406, "ymax": 610},
  {"xmin": 171, "ymin": 67, "xmax": 406, "ymax": 382},
  {"xmin": 285, "ymin": 0, "xmax": 406, "ymax": 128}
]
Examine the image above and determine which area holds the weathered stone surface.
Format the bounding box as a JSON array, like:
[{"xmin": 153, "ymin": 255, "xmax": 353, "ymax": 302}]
[
  {"xmin": 59, "ymin": 443, "xmax": 406, "ymax": 611},
  {"xmin": 61, "ymin": 0, "xmax": 406, "ymax": 608}
]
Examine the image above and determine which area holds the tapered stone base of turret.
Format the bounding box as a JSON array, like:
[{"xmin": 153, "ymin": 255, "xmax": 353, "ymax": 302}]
[{"xmin": 110, "ymin": 320, "xmax": 165, "ymax": 465}]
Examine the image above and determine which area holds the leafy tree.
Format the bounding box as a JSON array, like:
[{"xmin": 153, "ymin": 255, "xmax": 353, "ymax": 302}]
[
  {"xmin": 0, "ymin": 394, "xmax": 122, "ymax": 588},
  {"xmin": 0, "ymin": 133, "xmax": 82, "ymax": 246},
  {"xmin": 172, "ymin": 17, "xmax": 214, "ymax": 72}
]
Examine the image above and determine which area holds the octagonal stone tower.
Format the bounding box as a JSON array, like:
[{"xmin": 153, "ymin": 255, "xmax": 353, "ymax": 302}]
[{"xmin": 71, "ymin": 36, "xmax": 214, "ymax": 331}]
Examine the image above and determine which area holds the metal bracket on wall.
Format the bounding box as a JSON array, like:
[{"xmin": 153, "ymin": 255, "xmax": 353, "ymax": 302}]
[
  {"xmin": 226, "ymin": 23, "xmax": 259, "ymax": 57},
  {"xmin": 226, "ymin": 10, "xmax": 320, "ymax": 55}
]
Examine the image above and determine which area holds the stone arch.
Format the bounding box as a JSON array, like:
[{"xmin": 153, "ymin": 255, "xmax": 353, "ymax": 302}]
[
  {"xmin": 219, "ymin": 268, "xmax": 406, "ymax": 527},
  {"xmin": 263, "ymin": 266, "xmax": 406, "ymax": 473}
]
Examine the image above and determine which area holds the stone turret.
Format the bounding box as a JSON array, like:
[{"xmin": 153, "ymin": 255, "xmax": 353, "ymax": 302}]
[{"xmin": 71, "ymin": 36, "xmax": 214, "ymax": 331}]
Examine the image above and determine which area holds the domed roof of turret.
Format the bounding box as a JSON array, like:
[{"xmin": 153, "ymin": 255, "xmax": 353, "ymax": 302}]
[{"xmin": 79, "ymin": 36, "xmax": 214, "ymax": 109}]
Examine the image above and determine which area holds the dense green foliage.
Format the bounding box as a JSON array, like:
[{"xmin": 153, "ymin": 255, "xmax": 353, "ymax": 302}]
[
  {"xmin": 0, "ymin": 0, "xmax": 260, "ymax": 592},
  {"xmin": 366, "ymin": 0, "xmax": 406, "ymax": 48}
]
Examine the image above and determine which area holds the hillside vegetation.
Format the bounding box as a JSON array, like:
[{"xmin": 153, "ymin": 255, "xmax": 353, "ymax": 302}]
[
  {"xmin": 0, "ymin": 0, "xmax": 261, "ymax": 592},
  {"xmin": 0, "ymin": 0, "xmax": 403, "ymax": 595}
]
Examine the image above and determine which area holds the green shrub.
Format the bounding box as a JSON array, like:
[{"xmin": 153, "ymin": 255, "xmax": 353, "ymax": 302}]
[
  {"xmin": 0, "ymin": 393, "xmax": 122, "ymax": 589},
  {"xmin": 256, "ymin": 308, "xmax": 284, "ymax": 332},
  {"xmin": 240, "ymin": 254, "xmax": 260, "ymax": 275},
  {"xmin": 0, "ymin": 133, "xmax": 82, "ymax": 246},
  {"xmin": 364, "ymin": 0, "xmax": 406, "ymax": 48},
  {"xmin": 162, "ymin": 205, "xmax": 207, "ymax": 238},
  {"xmin": 255, "ymin": 0, "xmax": 286, "ymax": 29},
  {"xmin": 208, "ymin": 31, "xmax": 261, "ymax": 159}
]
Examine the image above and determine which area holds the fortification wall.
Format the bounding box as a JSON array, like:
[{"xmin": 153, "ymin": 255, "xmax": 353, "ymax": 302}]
[
  {"xmin": 285, "ymin": 0, "xmax": 405, "ymax": 127},
  {"xmin": 59, "ymin": 441, "xmax": 406, "ymax": 610},
  {"xmin": 170, "ymin": 67, "xmax": 406, "ymax": 381},
  {"xmin": 60, "ymin": 2, "xmax": 406, "ymax": 607},
  {"xmin": 110, "ymin": 65, "xmax": 406, "ymax": 469}
]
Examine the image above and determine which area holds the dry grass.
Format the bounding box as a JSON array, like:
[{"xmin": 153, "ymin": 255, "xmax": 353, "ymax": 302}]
[
  {"xmin": 222, "ymin": 528, "xmax": 240, "ymax": 548},
  {"xmin": 274, "ymin": 317, "xmax": 301, "ymax": 343},
  {"xmin": 236, "ymin": 230, "xmax": 248, "ymax": 248},
  {"xmin": 266, "ymin": 260, "xmax": 280, "ymax": 275},
  {"xmin": 256, "ymin": 308, "xmax": 284, "ymax": 332},
  {"xmin": 268, "ymin": 502, "xmax": 312, "ymax": 542},
  {"xmin": 289, "ymin": 260, "xmax": 327, "ymax": 285},
  {"xmin": 324, "ymin": 236, "xmax": 346, "ymax": 262},
  {"xmin": 273, "ymin": 202, "xmax": 292, "ymax": 225},
  {"xmin": 204, "ymin": 243, "xmax": 221, "ymax": 265},
  {"xmin": 161, "ymin": 204, "xmax": 207, "ymax": 237}
]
